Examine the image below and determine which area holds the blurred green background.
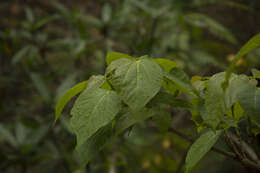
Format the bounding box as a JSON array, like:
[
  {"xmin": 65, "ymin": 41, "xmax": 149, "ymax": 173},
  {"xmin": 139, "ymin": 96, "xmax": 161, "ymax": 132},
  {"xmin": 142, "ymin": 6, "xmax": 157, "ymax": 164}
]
[{"xmin": 1, "ymin": 0, "xmax": 260, "ymax": 172}]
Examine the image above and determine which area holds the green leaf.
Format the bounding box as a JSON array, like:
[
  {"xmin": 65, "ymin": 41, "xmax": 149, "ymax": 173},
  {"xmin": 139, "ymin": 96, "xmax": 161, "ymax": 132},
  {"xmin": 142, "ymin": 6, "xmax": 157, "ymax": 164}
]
[
  {"xmin": 164, "ymin": 68, "xmax": 194, "ymax": 95},
  {"xmin": 106, "ymin": 51, "xmax": 134, "ymax": 66},
  {"xmin": 185, "ymin": 130, "xmax": 222, "ymax": 173},
  {"xmin": 205, "ymin": 73, "xmax": 226, "ymax": 129},
  {"xmin": 0, "ymin": 124, "xmax": 17, "ymax": 148},
  {"xmin": 153, "ymin": 58, "xmax": 177, "ymax": 72},
  {"xmin": 184, "ymin": 13, "xmax": 237, "ymax": 44},
  {"xmin": 225, "ymin": 33, "xmax": 260, "ymax": 86},
  {"xmin": 55, "ymin": 73, "xmax": 77, "ymax": 103},
  {"xmin": 30, "ymin": 72, "xmax": 51, "ymax": 103},
  {"xmin": 108, "ymin": 58, "xmax": 163, "ymax": 111},
  {"xmin": 70, "ymin": 88, "xmax": 121, "ymax": 148},
  {"xmin": 237, "ymin": 85, "xmax": 260, "ymax": 125},
  {"xmin": 55, "ymin": 80, "xmax": 87, "ymax": 123},
  {"xmin": 252, "ymin": 68, "xmax": 260, "ymax": 79},
  {"xmin": 152, "ymin": 91, "xmax": 192, "ymax": 109},
  {"xmin": 225, "ymin": 74, "xmax": 249, "ymax": 109},
  {"xmin": 76, "ymin": 124, "xmax": 113, "ymax": 166},
  {"xmin": 115, "ymin": 108, "xmax": 158, "ymax": 135},
  {"xmin": 152, "ymin": 109, "xmax": 172, "ymax": 132}
]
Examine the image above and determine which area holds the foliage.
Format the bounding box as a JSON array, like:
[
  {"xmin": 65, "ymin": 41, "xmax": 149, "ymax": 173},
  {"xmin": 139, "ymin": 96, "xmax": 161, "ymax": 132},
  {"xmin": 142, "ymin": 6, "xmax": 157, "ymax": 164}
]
[{"xmin": 56, "ymin": 33, "xmax": 260, "ymax": 172}]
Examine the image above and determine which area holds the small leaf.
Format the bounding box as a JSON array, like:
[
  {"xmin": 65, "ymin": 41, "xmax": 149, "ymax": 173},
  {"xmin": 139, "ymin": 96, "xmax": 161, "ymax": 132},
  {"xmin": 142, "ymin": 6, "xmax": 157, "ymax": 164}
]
[
  {"xmin": 164, "ymin": 68, "xmax": 194, "ymax": 95},
  {"xmin": 185, "ymin": 130, "xmax": 222, "ymax": 173},
  {"xmin": 70, "ymin": 88, "xmax": 121, "ymax": 147},
  {"xmin": 225, "ymin": 33, "xmax": 260, "ymax": 86},
  {"xmin": 0, "ymin": 124, "xmax": 17, "ymax": 148},
  {"xmin": 106, "ymin": 51, "xmax": 134, "ymax": 66},
  {"xmin": 153, "ymin": 58, "xmax": 177, "ymax": 72},
  {"xmin": 108, "ymin": 58, "xmax": 163, "ymax": 111},
  {"xmin": 30, "ymin": 72, "xmax": 51, "ymax": 103},
  {"xmin": 55, "ymin": 80, "xmax": 87, "ymax": 123}
]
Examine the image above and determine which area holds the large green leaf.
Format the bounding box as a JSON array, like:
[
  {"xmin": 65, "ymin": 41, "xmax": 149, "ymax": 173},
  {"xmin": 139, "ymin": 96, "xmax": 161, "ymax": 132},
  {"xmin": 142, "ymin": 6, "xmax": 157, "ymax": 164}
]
[
  {"xmin": 55, "ymin": 80, "xmax": 87, "ymax": 123},
  {"xmin": 185, "ymin": 130, "xmax": 222, "ymax": 173},
  {"xmin": 76, "ymin": 124, "xmax": 113, "ymax": 166},
  {"xmin": 205, "ymin": 73, "xmax": 226, "ymax": 128},
  {"xmin": 106, "ymin": 51, "xmax": 134, "ymax": 66},
  {"xmin": 225, "ymin": 33, "xmax": 260, "ymax": 85},
  {"xmin": 108, "ymin": 58, "xmax": 163, "ymax": 111},
  {"xmin": 164, "ymin": 68, "xmax": 194, "ymax": 95},
  {"xmin": 70, "ymin": 88, "xmax": 121, "ymax": 147}
]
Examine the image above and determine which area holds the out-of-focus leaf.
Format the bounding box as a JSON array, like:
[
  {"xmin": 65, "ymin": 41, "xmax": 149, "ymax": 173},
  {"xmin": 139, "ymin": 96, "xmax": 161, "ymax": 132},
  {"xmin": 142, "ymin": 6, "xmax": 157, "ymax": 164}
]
[
  {"xmin": 12, "ymin": 46, "xmax": 31, "ymax": 64},
  {"xmin": 102, "ymin": 3, "xmax": 112, "ymax": 23},
  {"xmin": 184, "ymin": 13, "xmax": 237, "ymax": 44},
  {"xmin": 0, "ymin": 124, "xmax": 17, "ymax": 148},
  {"xmin": 153, "ymin": 110, "xmax": 171, "ymax": 132},
  {"xmin": 15, "ymin": 123, "xmax": 28, "ymax": 145},
  {"xmin": 55, "ymin": 80, "xmax": 88, "ymax": 123},
  {"xmin": 252, "ymin": 68, "xmax": 260, "ymax": 79},
  {"xmin": 185, "ymin": 130, "xmax": 222, "ymax": 173},
  {"xmin": 30, "ymin": 72, "xmax": 51, "ymax": 103}
]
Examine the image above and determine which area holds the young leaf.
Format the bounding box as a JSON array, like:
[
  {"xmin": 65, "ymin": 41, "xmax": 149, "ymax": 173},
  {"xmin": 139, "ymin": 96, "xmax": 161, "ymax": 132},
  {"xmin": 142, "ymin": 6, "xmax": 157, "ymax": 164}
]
[
  {"xmin": 76, "ymin": 124, "xmax": 113, "ymax": 166},
  {"xmin": 70, "ymin": 88, "xmax": 121, "ymax": 148},
  {"xmin": 225, "ymin": 33, "xmax": 260, "ymax": 86},
  {"xmin": 108, "ymin": 57, "xmax": 163, "ymax": 111},
  {"xmin": 164, "ymin": 68, "xmax": 194, "ymax": 95},
  {"xmin": 153, "ymin": 58, "xmax": 177, "ymax": 72},
  {"xmin": 106, "ymin": 51, "xmax": 134, "ymax": 66},
  {"xmin": 185, "ymin": 130, "xmax": 222, "ymax": 173},
  {"xmin": 55, "ymin": 80, "xmax": 87, "ymax": 123}
]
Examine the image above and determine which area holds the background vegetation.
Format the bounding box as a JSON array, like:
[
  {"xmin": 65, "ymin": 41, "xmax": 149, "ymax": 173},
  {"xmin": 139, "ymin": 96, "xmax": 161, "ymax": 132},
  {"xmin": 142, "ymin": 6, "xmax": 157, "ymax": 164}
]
[{"xmin": 1, "ymin": 0, "xmax": 260, "ymax": 172}]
